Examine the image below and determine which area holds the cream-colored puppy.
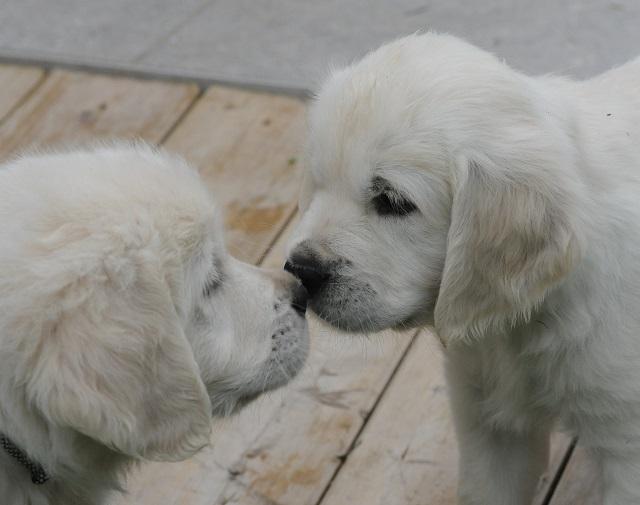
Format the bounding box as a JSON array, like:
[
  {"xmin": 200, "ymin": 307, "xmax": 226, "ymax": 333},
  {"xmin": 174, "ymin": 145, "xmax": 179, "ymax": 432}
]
[
  {"xmin": 286, "ymin": 34, "xmax": 640, "ymax": 504},
  {"xmin": 0, "ymin": 143, "xmax": 309, "ymax": 505}
]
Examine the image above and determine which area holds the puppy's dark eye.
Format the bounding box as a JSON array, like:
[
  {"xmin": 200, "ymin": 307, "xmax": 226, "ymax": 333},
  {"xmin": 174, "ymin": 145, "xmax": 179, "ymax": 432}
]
[
  {"xmin": 370, "ymin": 176, "xmax": 417, "ymax": 217},
  {"xmin": 372, "ymin": 191, "xmax": 417, "ymax": 216}
]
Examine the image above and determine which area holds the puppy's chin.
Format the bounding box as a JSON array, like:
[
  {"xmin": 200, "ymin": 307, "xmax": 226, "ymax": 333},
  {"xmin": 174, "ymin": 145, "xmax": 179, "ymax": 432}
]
[
  {"xmin": 308, "ymin": 285, "xmax": 435, "ymax": 334},
  {"xmin": 309, "ymin": 304, "xmax": 391, "ymax": 333},
  {"xmin": 392, "ymin": 301, "xmax": 436, "ymax": 331},
  {"xmin": 310, "ymin": 306, "xmax": 426, "ymax": 334},
  {"xmin": 309, "ymin": 296, "xmax": 407, "ymax": 334},
  {"xmin": 210, "ymin": 316, "xmax": 309, "ymax": 418},
  {"xmin": 209, "ymin": 362, "xmax": 304, "ymax": 417},
  {"xmin": 305, "ymin": 275, "xmax": 393, "ymax": 333}
]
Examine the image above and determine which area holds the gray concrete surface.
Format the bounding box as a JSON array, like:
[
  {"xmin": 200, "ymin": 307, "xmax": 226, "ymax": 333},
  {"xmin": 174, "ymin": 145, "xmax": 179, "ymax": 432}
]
[{"xmin": 0, "ymin": 0, "xmax": 638, "ymax": 94}]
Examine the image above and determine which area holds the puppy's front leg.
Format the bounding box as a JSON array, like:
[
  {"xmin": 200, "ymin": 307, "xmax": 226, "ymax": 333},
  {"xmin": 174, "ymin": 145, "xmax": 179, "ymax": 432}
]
[{"xmin": 446, "ymin": 351, "xmax": 549, "ymax": 505}]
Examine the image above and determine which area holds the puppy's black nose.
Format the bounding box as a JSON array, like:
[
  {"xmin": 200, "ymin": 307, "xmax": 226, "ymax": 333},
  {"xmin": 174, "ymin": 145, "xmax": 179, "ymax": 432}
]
[
  {"xmin": 290, "ymin": 283, "xmax": 309, "ymax": 316},
  {"xmin": 284, "ymin": 255, "xmax": 328, "ymax": 297}
]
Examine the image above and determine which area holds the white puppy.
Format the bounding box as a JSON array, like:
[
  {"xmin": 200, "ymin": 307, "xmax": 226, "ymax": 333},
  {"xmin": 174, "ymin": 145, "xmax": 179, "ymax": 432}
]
[
  {"xmin": 0, "ymin": 143, "xmax": 309, "ymax": 505},
  {"xmin": 286, "ymin": 34, "xmax": 640, "ymax": 504}
]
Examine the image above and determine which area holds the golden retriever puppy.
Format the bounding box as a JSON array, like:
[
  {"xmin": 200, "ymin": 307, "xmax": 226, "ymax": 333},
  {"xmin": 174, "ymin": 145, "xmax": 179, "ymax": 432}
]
[
  {"xmin": 286, "ymin": 33, "xmax": 640, "ymax": 505},
  {"xmin": 0, "ymin": 143, "xmax": 309, "ymax": 505}
]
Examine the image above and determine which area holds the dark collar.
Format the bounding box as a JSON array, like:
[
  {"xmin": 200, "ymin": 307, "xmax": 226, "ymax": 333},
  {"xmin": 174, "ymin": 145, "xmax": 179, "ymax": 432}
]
[{"xmin": 0, "ymin": 433, "xmax": 50, "ymax": 485}]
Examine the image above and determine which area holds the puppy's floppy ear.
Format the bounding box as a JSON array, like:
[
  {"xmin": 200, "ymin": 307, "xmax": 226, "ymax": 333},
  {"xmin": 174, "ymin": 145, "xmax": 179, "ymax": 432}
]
[
  {"xmin": 434, "ymin": 158, "xmax": 581, "ymax": 343},
  {"xmin": 27, "ymin": 249, "xmax": 212, "ymax": 462}
]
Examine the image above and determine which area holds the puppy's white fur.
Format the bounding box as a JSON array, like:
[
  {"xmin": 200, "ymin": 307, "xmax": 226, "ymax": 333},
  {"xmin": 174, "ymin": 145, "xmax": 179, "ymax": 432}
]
[
  {"xmin": 0, "ymin": 143, "xmax": 308, "ymax": 505},
  {"xmin": 289, "ymin": 34, "xmax": 640, "ymax": 504}
]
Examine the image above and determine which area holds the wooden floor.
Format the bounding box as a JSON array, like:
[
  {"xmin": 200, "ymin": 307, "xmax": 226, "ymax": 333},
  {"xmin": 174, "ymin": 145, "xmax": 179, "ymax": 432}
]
[{"xmin": 0, "ymin": 65, "xmax": 599, "ymax": 505}]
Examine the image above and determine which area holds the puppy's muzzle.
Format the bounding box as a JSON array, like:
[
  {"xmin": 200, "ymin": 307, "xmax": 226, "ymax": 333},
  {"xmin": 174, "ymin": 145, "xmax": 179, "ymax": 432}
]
[{"xmin": 284, "ymin": 250, "xmax": 329, "ymax": 298}]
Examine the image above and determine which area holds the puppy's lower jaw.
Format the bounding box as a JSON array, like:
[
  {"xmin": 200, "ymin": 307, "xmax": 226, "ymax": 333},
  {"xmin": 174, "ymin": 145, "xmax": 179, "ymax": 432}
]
[{"xmin": 210, "ymin": 314, "xmax": 309, "ymax": 418}]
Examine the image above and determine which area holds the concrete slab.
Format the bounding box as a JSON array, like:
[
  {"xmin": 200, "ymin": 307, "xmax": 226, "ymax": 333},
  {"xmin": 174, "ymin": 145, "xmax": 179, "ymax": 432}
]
[
  {"xmin": 0, "ymin": 0, "xmax": 638, "ymax": 93},
  {"xmin": 0, "ymin": 0, "xmax": 213, "ymax": 62}
]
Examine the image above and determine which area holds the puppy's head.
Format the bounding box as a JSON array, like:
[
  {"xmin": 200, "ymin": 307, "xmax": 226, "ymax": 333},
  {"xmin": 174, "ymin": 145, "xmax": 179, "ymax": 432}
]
[
  {"xmin": 0, "ymin": 144, "xmax": 308, "ymax": 462},
  {"xmin": 287, "ymin": 34, "xmax": 584, "ymax": 343}
]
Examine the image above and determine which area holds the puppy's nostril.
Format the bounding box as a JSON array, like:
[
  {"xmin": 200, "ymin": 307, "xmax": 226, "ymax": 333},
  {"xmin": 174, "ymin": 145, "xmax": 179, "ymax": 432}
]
[
  {"xmin": 284, "ymin": 258, "xmax": 328, "ymax": 297},
  {"xmin": 290, "ymin": 283, "xmax": 309, "ymax": 316}
]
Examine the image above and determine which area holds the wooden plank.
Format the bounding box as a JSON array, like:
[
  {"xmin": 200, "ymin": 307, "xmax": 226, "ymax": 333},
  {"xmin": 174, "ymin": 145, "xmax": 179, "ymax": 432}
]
[
  {"xmin": 0, "ymin": 65, "xmax": 44, "ymax": 123},
  {"xmin": 548, "ymin": 446, "xmax": 602, "ymax": 505},
  {"xmin": 319, "ymin": 333, "xmax": 576, "ymax": 505},
  {"xmin": 163, "ymin": 86, "xmax": 306, "ymax": 263},
  {"xmin": 0, "ymin": 69, "xmax": 199, "ymax": 159}
]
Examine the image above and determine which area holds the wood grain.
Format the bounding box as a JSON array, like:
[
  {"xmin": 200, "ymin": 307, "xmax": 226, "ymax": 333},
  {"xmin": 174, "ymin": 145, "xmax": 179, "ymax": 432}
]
[
  {"xmin": 0, "ymin": 69, "xmax": 199, "ymax": 160},
  {"xmin": 164, "ymin": 86, "xmax": 306, "ymax": 264},
  {"xmin": 319, "ymin": 332, "xmax": 456, "ymax": 505},
  {"xmin": 0, "ymin": 65, "xmax": 44, "ymax": 124}
]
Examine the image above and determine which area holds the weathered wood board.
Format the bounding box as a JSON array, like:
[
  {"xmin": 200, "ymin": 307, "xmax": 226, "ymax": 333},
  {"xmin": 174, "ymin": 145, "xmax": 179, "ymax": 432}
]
[{"xmin": 0, "ymin": 69, "xmax": 198, "ymax": 159}]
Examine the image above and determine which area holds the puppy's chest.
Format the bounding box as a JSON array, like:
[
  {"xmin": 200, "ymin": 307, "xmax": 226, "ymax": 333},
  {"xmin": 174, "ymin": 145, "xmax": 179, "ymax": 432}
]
[{"xmin": 478, "ymin": 333, "xmax": 575, "ymax": 430}]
